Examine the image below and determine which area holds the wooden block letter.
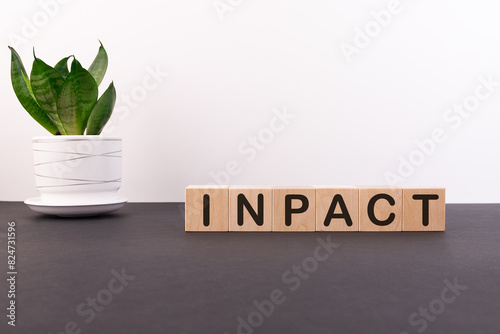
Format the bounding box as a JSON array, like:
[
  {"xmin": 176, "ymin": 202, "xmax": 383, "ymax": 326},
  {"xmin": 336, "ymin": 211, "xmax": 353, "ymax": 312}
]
[
  {"xmin": 315, "ymin": 186, "xmax": 359, "ymax": 232},
  {"xmin": 185, "ymin": 185, "xmax": 229, "ymax": 232},
  {"xmin": 273, "ymin": 187, "xmax": 315, "ymax": 232},
  {"xmin": 229, "ymin": 186, "xmax": 272, "ymax": 232},
  {"xmin": 403, "ymin": 187, "xmax": 445, "ymax": 231},
  {"xmin": 359, "ymin": 187, "xmax": 402, "ymax": 232}
]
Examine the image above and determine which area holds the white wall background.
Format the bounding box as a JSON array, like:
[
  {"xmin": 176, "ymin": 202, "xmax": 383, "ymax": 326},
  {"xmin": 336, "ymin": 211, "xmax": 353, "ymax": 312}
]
[{"xmin": 1, "ymin": 0, "xmax": 499, "ymax": 203}]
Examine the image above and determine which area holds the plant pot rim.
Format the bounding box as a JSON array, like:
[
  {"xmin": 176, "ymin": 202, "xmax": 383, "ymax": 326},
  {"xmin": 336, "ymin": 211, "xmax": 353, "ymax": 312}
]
[{"xmin": 33, "ymin": 135, "xmax": 121, "ymax": 142}]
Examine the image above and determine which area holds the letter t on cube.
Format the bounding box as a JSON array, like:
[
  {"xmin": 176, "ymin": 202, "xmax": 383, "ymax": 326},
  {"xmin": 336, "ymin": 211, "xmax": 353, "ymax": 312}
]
[{"xmin": 403, "ymin": 187, "xmax": 445, "ymax": 231}]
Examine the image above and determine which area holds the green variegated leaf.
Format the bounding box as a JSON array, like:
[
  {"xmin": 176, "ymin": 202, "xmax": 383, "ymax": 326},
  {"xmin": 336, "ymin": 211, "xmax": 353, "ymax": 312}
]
[
  {"xmin": 86, "ymin": 82, "xmax": 116, "ymax": 135},
  {"xmin": 8, "ymin": 46, "xmax": 59, "ymax": 135},
  {"xmin": 88, "ymin": 41, "xmax": 108, "ymax": 86},
  {"xmin": 56, "ymin": 59, "xmax": 98, "ymax": 135},
  {"xmin": 54, "ymin": 56, "xmax": 71, "ymax": 79},
  {"xmin": 31, "ymin": 57, "xmax": 67, "ymax": 135}
]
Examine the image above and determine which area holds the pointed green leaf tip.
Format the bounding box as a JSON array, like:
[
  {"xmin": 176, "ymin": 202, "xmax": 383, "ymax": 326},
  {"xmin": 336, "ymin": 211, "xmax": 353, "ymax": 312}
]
[
  {"xmin": 86, "ymin": 82, "xmax": 116, "ymax": 135},
  {"xmin": 56, "ymin": 58, "xmax": 98, "ymax": 135},
  {"xmin": 54, "ymin": 56, "xmax": 72, "ymax": 79},
  {"xmin": 88, "ymin": 41, "xmax": 108, "ymax": 86},
  {"xmin": 9, "ymin": 46, "xmax": 59, "ymax": 135}
]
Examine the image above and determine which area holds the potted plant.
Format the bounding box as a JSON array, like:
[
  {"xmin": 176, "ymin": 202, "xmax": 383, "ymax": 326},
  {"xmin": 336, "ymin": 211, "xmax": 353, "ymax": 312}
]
[{"xmin": 9, "ymin": 42, "xmax": 126, "ymax": 217}]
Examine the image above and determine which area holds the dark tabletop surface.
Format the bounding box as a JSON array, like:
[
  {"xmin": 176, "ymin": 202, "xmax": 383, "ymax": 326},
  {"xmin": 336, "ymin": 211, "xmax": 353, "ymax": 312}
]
[{"xmin": 0, "ymin": 202, "xmax": 499, "ymax": 334}]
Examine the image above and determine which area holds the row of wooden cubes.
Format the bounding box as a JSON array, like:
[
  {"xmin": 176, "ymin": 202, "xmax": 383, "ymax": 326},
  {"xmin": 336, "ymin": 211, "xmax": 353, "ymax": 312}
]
[{"xmin": 185, "ymin": 186, "xmax": 445, "ymax": 232}]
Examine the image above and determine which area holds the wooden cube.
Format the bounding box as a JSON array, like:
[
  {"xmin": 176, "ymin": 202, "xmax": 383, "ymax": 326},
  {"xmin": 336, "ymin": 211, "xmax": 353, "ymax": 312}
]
[
  {"xmin": 403, "ymin": 187, "xmax": 445, "ymax": 231},
  {"xmin": 229, "ymin": 186, "xmax": 272, "ymax": 232},
  {"xmin": 273, "ymin": 187, "xmax": 316, "ymax": 232},
  {"xmin": 359, "ymin": 187, "xmax": 402, "ymax": 232},
  {"xmin": 185, "ymin": 185, "xmax": 229, "ymax": 232},
  {"xmin": 315, "ymin": 186, "xmax": 359, "ymax": 232}
]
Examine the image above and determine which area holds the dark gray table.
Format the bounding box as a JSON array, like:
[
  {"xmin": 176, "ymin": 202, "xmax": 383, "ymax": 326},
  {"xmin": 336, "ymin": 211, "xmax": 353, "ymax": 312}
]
[{"xmin": 0, "ymin": 202, "xmax": 499, "ymax": 334}]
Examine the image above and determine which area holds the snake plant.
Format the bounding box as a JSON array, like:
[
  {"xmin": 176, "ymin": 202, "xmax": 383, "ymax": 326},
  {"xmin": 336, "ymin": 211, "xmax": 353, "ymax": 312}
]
[{"xmin": 9, "ymin": 42, "xmax": 116, "ymax": 135}]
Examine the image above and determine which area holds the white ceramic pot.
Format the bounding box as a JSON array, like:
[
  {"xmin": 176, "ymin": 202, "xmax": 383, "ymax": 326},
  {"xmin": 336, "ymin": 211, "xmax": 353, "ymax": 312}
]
[{"xmin": 32, "ymin": 136, "xmax": 122, "ymax": 204}]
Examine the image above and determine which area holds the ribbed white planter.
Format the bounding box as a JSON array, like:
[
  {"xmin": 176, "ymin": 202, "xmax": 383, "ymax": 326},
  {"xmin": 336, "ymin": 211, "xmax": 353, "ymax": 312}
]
[{"xmin": 32, "ymin": 136, "xmax": 122, "ymax": 205}]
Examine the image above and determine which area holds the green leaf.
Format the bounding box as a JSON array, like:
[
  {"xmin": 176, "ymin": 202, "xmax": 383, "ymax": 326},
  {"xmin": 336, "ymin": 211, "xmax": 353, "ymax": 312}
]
[
  {"xmin": 88, "ymin": 41, "xmax": 108, "ymax": 86},
  {"xmin": 86, "ymin": 82, "xmax": 116, "ymax": 135},
  {"xmin": 30, "ymin": 57, "xmax": 67, "ymax": 135},
  {"xmin": 8, "ymin": 46, "xmax": 59, "ymax": 135},
  {"xmin": 56, "ymin": 59, "xmax": 98, "ymax": 135},
  {"xmin": 54, "ymin": 56, "xmax": 71, "ymax": 79}
]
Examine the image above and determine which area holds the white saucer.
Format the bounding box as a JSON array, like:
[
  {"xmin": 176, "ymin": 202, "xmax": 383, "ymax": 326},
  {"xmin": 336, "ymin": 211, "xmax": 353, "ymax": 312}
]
[{"xmin": 24, "ymin": 197, "xmax": 128, "ymax": 217}]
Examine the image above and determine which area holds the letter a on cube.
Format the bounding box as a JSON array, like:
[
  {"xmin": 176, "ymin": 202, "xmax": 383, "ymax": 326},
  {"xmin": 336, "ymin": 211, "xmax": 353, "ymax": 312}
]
[{"xmin": 315, "ymin": 186, "xmax": 359, "ymax": 232}]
